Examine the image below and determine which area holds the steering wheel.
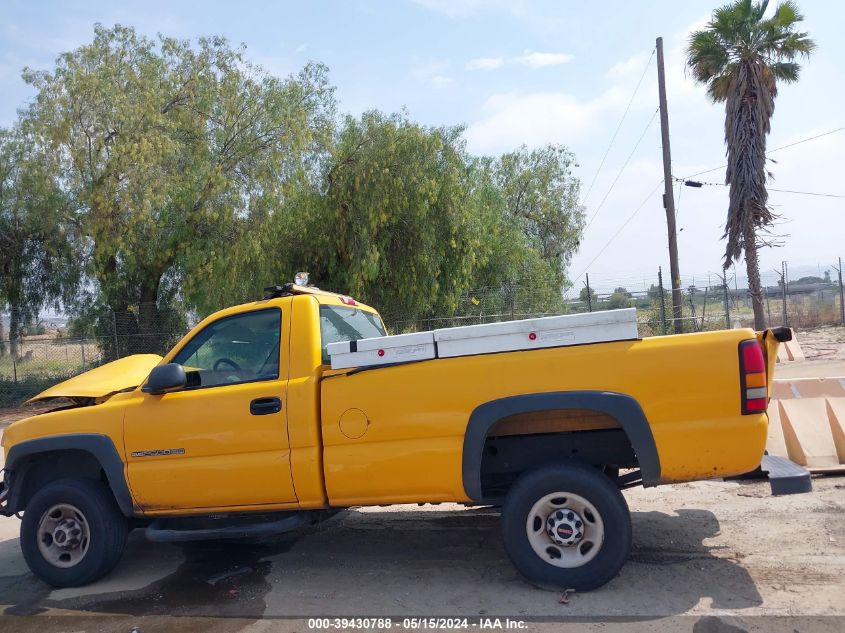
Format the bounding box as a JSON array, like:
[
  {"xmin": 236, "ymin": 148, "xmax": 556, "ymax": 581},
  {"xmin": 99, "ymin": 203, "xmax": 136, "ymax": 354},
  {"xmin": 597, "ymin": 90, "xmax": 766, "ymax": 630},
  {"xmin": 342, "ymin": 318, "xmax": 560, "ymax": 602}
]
[{"xmin": 213, "ymin": 357, "xmax": 242, "ymax": 372}]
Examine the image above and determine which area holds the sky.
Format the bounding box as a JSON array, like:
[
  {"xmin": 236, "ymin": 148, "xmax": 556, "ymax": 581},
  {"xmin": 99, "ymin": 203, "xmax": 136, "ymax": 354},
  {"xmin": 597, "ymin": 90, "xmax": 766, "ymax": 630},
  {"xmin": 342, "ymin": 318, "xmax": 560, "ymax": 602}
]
[{"xmin": 1, "ymin": 0, "xmax": 843, "ymax": 294}]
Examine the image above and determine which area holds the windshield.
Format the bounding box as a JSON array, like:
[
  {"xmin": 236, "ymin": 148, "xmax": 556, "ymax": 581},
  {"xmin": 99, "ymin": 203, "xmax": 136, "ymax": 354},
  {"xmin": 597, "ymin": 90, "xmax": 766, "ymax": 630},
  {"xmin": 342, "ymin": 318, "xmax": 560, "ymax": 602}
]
[{"xmin": 319, "ymin": 305, "xmax": 386, "ymax": 365}]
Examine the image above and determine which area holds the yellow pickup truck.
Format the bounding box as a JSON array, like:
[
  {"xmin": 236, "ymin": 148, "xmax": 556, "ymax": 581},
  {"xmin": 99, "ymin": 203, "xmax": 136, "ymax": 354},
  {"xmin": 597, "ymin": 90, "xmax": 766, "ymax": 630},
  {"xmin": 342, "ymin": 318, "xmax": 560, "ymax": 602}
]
[{"xmin": 1, "ymin": 279, "xmax": 791, "ymax": 591}]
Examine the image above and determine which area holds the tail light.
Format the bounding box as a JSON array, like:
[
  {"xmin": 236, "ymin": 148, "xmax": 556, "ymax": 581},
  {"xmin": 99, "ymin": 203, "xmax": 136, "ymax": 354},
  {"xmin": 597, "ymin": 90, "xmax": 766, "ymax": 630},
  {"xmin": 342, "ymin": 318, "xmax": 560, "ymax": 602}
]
[{"xmin": 739, "ymin": 339, "xmax": 767, "ymax": 414}]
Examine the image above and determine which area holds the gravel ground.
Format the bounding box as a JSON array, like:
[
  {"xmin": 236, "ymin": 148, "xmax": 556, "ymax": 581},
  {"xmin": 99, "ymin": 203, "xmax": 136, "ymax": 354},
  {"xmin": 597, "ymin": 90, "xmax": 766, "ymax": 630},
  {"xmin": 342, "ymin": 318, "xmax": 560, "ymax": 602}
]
[
  {"xmin": 0, "ymin": 327, "xmax": 843, "ymax": 632},
  {"xmin": 794, "ymin": 326, "xmax": 845, "ymax": 362},
  {"xmin": 0, "ymin": 450, "xmax": 842, "ymax": 632}
]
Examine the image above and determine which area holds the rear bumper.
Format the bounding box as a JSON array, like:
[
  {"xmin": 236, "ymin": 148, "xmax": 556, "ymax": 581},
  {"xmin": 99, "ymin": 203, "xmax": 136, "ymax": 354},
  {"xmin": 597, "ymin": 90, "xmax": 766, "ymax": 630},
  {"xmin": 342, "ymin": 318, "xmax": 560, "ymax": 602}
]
[{"xmin": 761, "ymin": 455, "xmax": 812, "ymax": 495}]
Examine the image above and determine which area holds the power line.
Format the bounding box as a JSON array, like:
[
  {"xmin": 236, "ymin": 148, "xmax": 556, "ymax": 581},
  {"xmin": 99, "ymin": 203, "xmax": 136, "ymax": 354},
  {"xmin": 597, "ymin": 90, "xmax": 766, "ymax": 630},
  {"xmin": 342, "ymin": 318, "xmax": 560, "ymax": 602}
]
[
  {"xmin": 572, "ymin": 179, "xmax": 664, "ymax": 284},
  {"xmin": 682, "ymin": 125, "xmax": 845, "ymax": 179},
  {"xmin": 768, "ymin": 187, "xmax": 845, "ymax": 199},
  {"xmin": 580, "ymin": 48, "xmax": 655, "ymax": 206},
  {"xmin": 769, "ymin": 126, "xmax": 845, "ymax": 154},
  {"xmin": 676, "ymin": 176, "xmax": 844, "ymax": 199},
  {"xmin": 675, "ymin": 178, "xmax": 683, "ymax": 219},
  {"xmin": 585, "ymin": 107, "xmax": 660, "ymax": 229}
]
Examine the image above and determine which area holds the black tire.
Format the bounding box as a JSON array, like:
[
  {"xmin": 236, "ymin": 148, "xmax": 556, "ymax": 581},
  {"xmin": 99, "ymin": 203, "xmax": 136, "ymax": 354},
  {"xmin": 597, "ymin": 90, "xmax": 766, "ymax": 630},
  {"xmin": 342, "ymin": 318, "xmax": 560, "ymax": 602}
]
[
  {"xmin": 501, "ymin": 461, "xmax": 631, "ymax": 591},
  {"xmin": 20, "ymin": 478, "xmax": 128, "ymax": 587}
]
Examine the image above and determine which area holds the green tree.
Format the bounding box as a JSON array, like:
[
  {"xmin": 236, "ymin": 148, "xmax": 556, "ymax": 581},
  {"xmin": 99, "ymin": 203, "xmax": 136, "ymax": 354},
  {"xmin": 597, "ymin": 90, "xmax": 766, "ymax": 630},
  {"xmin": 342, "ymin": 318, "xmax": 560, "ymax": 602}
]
[
  {"xmin": 293, "ymin": 111, "xmax": 481, "ymax": 323},
  {"xmin": 22, "ymin": 24, "xmax": 335, "ymax": 348},
  {"xmin": 0, "ymin": 128, "xmax": 80, "ymax": 358},
  {"xmin": 579, "ymin": 285, "xmax": 598, "ymax": 306},
  {"xmin": 460, "ymin": 145, "xmax": 584, "ymax": 318},
  {"xmin": 493, "ymin": 145, "xmax": 584, "ymax": 285},
  {"xmin": 687, "ymin": 0, "xmax": 815, "ymax": 329},
  {"xmin": 607, "ymin": 288, "xmax": 632, "ymax": 309},
  {"xmin": 647, "ymin": 283, "xmax": 662, "ymax": 301}
]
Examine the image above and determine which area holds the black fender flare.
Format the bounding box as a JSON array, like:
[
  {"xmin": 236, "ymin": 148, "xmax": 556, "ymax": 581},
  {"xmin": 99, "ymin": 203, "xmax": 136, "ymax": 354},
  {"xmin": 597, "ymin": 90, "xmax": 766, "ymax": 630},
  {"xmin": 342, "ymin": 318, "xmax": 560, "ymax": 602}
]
[
  {"xmin": 4, "ymin": 433, "xmax": 135, "ymax": 516},
  {"xmin": 462, "ymin": 391, "xmax": 662, "ymax": 500}
]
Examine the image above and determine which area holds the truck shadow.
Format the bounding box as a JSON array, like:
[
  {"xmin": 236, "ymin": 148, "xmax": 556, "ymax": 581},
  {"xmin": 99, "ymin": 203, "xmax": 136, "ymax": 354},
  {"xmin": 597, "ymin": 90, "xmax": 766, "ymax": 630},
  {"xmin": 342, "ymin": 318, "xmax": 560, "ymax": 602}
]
[{"xmin": 0, "ymin": 507, "xmax": 762, "ymax": 618}]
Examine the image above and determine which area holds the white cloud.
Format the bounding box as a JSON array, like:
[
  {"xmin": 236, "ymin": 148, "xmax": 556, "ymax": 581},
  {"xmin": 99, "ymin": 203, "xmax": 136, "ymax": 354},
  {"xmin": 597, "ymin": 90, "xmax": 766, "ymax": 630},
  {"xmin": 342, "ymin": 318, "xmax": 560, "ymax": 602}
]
[
  {"xmin": 512, "ymin": 51, "xmax": 574, "ymax": 68},
  {"xmin": 465, "ymin": 56, "xmax": 505, "ymax": 71},
  {"xmin": 466, "ymin": 51, "xmax": 573, "ymax": 71},
  {"xmin": 295, "ymin": 43, "xmax": 307, "ymax": 53},
  {"xmin": 411, "ymin": 59, "xmax": 454, "ymax": 89},
  {"xmin": 410, "ymin": 0, "xmax": 570, "ymax": 33},
  {"xmin": 464, "ymin": 88, "xmax": 628, "ymax": 154},
  {"xmin": 411, "ymin": 0, "xmax": 527, "ymax": 19},
  {"xmin": 431, "ymin": 75, "xmax": 454, "ymax": 89},
  {"xmin": 606, "ymin": 51, "xmax": 651, "ymax": 80}
]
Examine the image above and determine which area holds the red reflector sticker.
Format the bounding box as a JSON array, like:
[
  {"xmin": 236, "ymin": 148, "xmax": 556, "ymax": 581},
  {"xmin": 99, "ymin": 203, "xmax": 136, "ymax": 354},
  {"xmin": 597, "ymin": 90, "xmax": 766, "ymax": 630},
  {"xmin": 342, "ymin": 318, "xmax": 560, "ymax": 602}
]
[{"xmin": 377, "ymin": 349, "xmax": 385, "ymax": 357}]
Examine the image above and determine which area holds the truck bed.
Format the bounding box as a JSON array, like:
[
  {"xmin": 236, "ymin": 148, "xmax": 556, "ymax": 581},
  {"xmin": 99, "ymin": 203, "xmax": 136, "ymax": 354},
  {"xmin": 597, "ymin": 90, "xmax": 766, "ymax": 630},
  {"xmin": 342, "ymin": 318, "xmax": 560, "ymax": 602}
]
[{"xmin": 319, "ymin": 328, "xmax": 768, "ymax": 507}]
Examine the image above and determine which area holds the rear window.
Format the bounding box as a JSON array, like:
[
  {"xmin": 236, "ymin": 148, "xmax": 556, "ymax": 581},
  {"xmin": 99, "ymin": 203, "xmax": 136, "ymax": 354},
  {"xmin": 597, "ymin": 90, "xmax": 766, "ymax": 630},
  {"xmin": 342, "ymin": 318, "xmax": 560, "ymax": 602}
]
[{"xmin": 319, "ymin": 306, "xmax": 387, "ymax": 365}]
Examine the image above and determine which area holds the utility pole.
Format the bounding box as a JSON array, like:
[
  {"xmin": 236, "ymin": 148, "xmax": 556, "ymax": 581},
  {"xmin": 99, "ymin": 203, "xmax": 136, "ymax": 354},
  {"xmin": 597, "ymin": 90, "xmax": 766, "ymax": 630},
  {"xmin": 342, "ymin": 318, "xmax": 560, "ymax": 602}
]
[
  {"xmin": 658, "ymin": 267, "xmax": 667, "ymax": 335},
  {"xmin": 835, "ymin": 257, "xmax": 845, "ymax": 326},
  {"xmin": 721, "ymin": 274, "xmax": 731, "ymax": 329},
  {"xmin": 584, "ymin": 274, "xmax": 593, "ymax": 313},
  {"xmin": 656, "ymin": 37, "xmax": 683, "ymax": 334},
  {"xmin": 780, "ymin": 261, "xmax": 788, "ymax": 327}
]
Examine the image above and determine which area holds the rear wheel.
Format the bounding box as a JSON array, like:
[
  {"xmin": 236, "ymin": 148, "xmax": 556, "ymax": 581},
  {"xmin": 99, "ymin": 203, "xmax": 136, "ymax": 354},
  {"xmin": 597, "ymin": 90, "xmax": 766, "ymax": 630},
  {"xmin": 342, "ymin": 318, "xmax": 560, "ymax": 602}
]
[
  {"xmin": 501, "ymin": 461, "xmax": 631, "ymax": 591},
  {"xmin": 21, "ymin": 478, "xmax": 128, "ymax": 587}
]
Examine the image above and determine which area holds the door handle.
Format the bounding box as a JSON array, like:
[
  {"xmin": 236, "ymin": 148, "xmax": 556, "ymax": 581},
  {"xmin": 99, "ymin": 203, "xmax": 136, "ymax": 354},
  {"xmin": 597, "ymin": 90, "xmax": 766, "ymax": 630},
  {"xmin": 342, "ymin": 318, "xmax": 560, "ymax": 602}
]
[{"xmin": 250, "ymin": 397, "xmax": 282, "ymax": 415}]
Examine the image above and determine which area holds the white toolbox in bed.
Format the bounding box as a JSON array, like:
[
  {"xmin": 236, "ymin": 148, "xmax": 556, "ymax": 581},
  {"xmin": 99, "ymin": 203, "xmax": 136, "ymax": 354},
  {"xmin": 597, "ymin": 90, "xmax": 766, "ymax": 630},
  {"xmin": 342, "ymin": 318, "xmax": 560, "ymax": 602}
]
[
  {"xmin": 433, "ymin": 308, "xmax": 638, "ymax": 358},
  {"xmin": 327, "ymin": 330, "xmax": 436, "ymax": 369}
]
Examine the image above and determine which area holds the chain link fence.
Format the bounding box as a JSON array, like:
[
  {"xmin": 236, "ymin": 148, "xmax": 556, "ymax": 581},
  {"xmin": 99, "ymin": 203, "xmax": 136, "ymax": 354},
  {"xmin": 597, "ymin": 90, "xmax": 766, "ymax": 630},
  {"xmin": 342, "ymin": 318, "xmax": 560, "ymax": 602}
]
[
  {"xmin": 2, "ymin": 262, "xmax": 844, "ymax": 407},
  {"xmin": 385, "ymin": 269, "xmax": 845, "ymax": 338},
  {"xmin": 0, "ymin": 302, "xmax": 187, "ymax": 407},
  {"xmin": 0, "ymin": 331, "xmax": 186, "ymax": 407}
]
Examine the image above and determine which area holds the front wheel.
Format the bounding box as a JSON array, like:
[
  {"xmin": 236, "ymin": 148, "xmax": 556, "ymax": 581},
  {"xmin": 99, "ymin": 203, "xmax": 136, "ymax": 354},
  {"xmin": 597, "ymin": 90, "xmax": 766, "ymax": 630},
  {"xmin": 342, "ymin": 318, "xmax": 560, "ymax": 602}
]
[
  {"xmin": 20, "ymin": 478, "xmax": 128, "ymax": 587},
  {"xmin": 501, "ymin": 461, "xmax": 631, "ymax": 591}
]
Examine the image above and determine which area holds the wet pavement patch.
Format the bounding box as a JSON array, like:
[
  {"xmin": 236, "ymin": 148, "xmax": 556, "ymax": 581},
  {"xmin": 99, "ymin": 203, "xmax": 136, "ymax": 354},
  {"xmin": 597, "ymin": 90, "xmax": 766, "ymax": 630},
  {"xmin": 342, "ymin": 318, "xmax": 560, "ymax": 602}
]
[
  {"xmin": 2, "ymin": 573, "xmax": 53, "ymax": 616},
  {"xmin": 59, "ymin": 537, "xmax": 296, "ymax": 617},
  {"xmin": 4, "ymin": 535, "xmax": 299, "ymax": 619}
]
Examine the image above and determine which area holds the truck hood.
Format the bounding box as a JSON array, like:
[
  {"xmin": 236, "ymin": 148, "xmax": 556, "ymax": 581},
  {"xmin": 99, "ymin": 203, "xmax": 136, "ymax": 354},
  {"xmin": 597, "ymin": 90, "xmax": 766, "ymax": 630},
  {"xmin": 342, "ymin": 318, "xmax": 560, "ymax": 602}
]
[{"xmin": 26, "ymin": 354, "xmax": 163, "ymax": 404}]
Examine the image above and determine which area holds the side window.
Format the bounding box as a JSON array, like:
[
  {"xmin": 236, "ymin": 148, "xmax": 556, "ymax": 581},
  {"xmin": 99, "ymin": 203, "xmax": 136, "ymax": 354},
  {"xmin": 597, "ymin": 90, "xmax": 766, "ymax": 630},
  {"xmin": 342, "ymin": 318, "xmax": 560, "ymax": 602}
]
[{"xmin": 172, "ymin": 309, "xmax": 281, "ymax": 389}]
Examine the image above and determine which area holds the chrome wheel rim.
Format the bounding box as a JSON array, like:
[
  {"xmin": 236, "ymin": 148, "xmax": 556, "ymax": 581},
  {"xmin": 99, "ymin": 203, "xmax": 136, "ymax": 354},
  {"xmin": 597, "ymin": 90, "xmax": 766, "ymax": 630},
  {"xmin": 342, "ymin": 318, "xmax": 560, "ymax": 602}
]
[
  {"xmin": 525, "ymin": 491, "xmax": 604, "ymax": 568},
  {"xmin": 36, "ymin": 503, "xmax": 91, "ymax": 568}
]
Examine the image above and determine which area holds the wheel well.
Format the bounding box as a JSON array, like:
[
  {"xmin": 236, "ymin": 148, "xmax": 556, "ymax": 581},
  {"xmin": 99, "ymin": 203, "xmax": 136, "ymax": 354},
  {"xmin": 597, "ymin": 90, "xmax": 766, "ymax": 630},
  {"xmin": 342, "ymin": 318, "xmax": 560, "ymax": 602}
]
[
  {"xmin": 479, "ymin": 409, "xmax": 638, "ymax": 498},
  {"xmin": 13, "ymin": 450, "xmax": 110, "ymax": 511},
  {"xmin": 463, "ymin": 391, "xmax": 661, "ymax": 500}
]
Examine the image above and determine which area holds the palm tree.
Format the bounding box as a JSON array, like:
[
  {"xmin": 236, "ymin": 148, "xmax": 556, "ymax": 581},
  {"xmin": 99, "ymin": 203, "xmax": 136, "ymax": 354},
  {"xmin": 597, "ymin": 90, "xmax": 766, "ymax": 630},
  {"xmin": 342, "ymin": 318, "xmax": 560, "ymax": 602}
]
[{"xmin": 687, "ymin": 0, "xmax": 814, "ymax": 330}]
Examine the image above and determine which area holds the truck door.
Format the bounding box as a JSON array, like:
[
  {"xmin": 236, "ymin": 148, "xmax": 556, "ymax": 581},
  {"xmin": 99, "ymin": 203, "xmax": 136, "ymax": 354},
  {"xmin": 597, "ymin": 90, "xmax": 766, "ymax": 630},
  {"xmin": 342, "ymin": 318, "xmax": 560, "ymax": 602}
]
[{"xmin": 123, "ymin": 302, "xmax": 297, "ymax": 511}]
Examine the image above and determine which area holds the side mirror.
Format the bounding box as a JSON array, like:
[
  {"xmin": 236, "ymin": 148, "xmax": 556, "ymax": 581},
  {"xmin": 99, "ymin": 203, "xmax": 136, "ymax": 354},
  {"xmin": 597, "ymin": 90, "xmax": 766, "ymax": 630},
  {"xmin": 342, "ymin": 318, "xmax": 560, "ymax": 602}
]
[{"xmin": 142, "ymin": 363, "xmax": 187, "ymax": 395}]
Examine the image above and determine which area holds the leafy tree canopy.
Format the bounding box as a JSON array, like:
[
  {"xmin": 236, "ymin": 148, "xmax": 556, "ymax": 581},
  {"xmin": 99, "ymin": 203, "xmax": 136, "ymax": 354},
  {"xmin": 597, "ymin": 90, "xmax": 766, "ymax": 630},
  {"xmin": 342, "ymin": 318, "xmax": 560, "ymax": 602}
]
[
  {"xmin": 22, "ymin": 24, "xmax": 335, "ymax": 344},
  {"xmin": 0, "ymin": 127, "xmax": 81, "ymax": 356},
  {"xmin": 11, "ymin": 24, "xmax": 586, "ymax": 346}
]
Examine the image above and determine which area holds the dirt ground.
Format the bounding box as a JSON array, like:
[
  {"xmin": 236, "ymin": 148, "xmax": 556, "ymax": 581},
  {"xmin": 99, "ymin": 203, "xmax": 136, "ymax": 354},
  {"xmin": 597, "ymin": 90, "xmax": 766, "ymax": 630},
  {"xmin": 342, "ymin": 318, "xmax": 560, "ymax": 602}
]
[
  {"xmin": 793, "ymin": 326, "xmax": 845, "ymax": 361},
  {"xmin": 0, "ymin": 477, "xmax": 842, "ymax": 632},
  {"xmin": 0, "ymin": 327, "xmax": 843, "ymax": 632}
]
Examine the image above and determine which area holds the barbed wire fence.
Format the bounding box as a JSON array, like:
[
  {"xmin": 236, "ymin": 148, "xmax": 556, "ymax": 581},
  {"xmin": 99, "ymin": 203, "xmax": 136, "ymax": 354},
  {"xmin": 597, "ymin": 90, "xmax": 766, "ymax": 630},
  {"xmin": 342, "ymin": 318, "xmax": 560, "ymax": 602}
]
[{"xmin": 2, "ymin": 261, "xmax": 844, "ymax": 407}]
